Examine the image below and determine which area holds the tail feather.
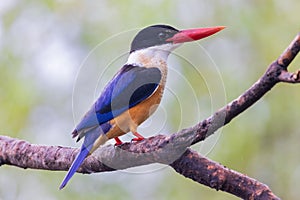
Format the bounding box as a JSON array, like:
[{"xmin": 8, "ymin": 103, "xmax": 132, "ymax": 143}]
[
  {"xmin": 59, "ymin": 127, "xmax": 101, "ymax": 189},
  {"xmin": 59, "ymin": 146, "xmax": 91, "ymax": 189},
  {"xmin": 71, "ymin": 129, "xmax": 78, "ymax": 138},
  {"xmin": 59, "ymin": 123, "xmax": 111, "ymax": 189},
  {"xmin": 59, "ymin": 122, "xmax": 111, "ymax": 190}
]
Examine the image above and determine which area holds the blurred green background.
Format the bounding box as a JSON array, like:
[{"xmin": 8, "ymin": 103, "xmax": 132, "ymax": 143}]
[{"xmin": 1, "ymin": 0, "xmax": 300, "ymax": 199}]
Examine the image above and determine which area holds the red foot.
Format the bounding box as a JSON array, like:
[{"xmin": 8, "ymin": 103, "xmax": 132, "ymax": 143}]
[
  {"xmin": 131, "ymin": 132, "xmax": 145, "ymax": 142},
  {"xmin": 114, "ymin": 137, "xmax": 123, "ymax": 146}
]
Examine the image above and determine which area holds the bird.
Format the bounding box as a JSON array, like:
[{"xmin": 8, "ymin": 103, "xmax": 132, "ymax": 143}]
[{"xmin": 59, "ymin": 24, "xmax": 225, "ymax": 189}]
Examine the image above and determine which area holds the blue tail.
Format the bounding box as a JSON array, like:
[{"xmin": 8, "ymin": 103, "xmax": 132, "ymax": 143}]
[
  {"xmin": 59, "ymin": 126, "xmax": 103, "ymax": 189},
  {"xmin": 59, "ymin": 145, "xmax": 91, "ymax": 189}
]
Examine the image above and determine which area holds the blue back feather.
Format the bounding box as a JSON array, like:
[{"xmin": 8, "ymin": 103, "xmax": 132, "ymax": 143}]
[
  {"xmin": 95, "ymin": 65, "xmax": 161, "ymax": 124},
  {"xmin": 75, "ymin": 65, "xmax": 161, "ymax": 133}
]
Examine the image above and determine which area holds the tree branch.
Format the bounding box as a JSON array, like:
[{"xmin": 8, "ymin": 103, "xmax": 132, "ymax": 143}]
[
  {"xmin": 1, "ymin": 33, "xmax": 299, "ymax": 199},
  {"xmin": 0, "ymin": 135, "xmax": 279, "ymax": 199},
  {"xmin": 170, "ymin": 149, "xmax": 280, "ymax": 200},
  {"xmin": 188, "ymin": 32, "xmax": 300, "ymax": 144}
]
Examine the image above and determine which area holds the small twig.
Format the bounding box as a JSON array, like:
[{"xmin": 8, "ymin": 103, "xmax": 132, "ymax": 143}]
[
  {"xmin": 277, "ymin": 33, "xmax": 300, "ymax": 68},
  {"xmin": 278, "ymin": 70, "xmax": 300, "ymax": 83}
]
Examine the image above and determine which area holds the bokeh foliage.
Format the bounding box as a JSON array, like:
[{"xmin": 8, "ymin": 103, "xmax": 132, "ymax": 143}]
[{"xmin": 0, "ymin": 1, "xmax": 299, "ymax": 199}]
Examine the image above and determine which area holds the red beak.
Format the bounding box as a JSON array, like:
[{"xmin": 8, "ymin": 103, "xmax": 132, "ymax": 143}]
[{"xmin": 167, "ymin": 26, "xmax": 225, "ymax": 43}]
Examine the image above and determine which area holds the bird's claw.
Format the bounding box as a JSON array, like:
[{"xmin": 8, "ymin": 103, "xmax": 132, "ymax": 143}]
[
  {"xmin": 114, "ymin": 137, "xmax": 124, "ymax": 147},
  {"xmin": 131, "ymin": 137, "xmax": 144, "ymax": 142},
  {"xmin": 131, "ymin": 132, "xmax": 145, "ymax": 142}
]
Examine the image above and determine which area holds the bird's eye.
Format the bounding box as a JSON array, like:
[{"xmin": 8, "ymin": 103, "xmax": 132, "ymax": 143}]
[{"xmin": 158, "ymin": 32, "xmax": 168, "ymax": 40}]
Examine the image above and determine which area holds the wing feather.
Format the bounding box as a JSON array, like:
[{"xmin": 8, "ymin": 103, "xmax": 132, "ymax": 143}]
[{"xmin": 74, "ymin": 64, "xmax": 161, "ymax": 140}]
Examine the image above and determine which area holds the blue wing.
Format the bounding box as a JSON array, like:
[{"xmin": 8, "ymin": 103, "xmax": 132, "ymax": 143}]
[{"xmin": 73, "ymin": 64, "xmax": 161, "ymax": 140}]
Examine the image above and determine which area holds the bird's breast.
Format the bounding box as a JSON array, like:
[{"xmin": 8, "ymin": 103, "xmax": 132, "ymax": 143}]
[{"xmin": 106, "ymin": 85, "xmax": 165, "ymax": 139}]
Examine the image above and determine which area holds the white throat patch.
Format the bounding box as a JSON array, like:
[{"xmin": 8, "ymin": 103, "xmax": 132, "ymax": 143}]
[{"xmin": 127, "ymin": 43, "xmax": 181, "ymax": 67}]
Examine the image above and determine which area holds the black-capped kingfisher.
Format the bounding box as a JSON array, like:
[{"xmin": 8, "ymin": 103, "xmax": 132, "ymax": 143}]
[{"xmin": 59, "ymin": 24, "xmax": 224, "ymax": 189}]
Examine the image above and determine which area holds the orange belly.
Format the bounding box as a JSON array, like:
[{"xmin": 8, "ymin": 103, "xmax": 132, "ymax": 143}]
[{"xmin": 106, "ymin": 85, "xmax": 164, "ymax": 139}]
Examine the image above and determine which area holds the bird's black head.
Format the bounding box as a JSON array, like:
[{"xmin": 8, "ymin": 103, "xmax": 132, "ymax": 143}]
[{"xmin": 130, "ymin": 25, "xmax": 179, "ymax": 53}]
